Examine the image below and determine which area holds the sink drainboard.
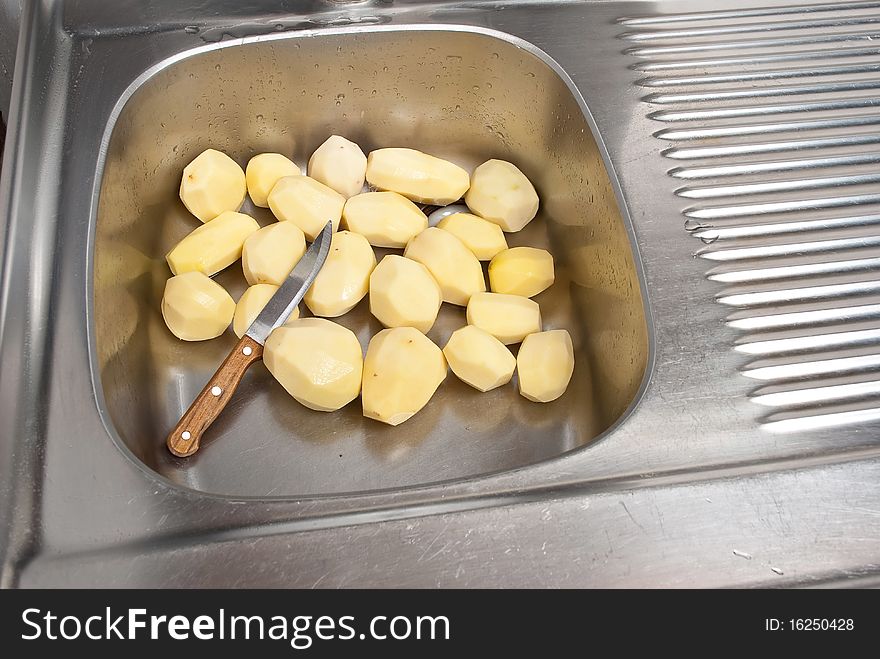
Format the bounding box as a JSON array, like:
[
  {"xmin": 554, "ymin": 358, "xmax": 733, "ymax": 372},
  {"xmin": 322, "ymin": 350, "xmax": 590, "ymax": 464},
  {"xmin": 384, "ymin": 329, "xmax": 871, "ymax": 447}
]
[{"xmin": 622, "ymin": 0, "xmax": 880, "ymax": 432}]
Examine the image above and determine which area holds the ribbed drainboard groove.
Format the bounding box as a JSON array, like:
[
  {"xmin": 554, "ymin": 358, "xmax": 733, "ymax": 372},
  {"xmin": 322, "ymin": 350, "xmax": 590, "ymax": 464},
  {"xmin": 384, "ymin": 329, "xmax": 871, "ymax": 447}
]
[{"xmin": 621, "ymin": 0, "xmax": 880, "ymax": 431}]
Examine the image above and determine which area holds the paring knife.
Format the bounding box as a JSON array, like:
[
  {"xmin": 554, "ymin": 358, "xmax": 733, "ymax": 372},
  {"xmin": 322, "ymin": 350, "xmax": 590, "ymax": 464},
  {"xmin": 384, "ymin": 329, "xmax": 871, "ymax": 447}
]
[{"xmin": 166, "ymin": 221, "xmax": 334, "ymax": 458}]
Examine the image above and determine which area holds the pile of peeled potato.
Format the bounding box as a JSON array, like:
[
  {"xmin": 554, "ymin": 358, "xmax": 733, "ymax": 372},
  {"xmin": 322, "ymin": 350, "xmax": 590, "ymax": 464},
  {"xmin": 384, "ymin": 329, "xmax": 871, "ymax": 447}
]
[{"xmin": 161, "ymin": 136, "xmax": 574, "ymax": 426}]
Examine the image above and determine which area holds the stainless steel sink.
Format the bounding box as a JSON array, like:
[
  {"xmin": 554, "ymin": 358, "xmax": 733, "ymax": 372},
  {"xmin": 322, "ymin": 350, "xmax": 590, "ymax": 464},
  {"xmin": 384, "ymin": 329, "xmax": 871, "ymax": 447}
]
[
  {"xmin": 95, "ymin": 26, "xmax": 648, "ymax": 496},
  {"xmin": 0, "ymin": 0, "xmax": 18, "ymax": 122},
  {"xmin": 3, "ymin": 0, "xmax": 880, "ymax": 587}
]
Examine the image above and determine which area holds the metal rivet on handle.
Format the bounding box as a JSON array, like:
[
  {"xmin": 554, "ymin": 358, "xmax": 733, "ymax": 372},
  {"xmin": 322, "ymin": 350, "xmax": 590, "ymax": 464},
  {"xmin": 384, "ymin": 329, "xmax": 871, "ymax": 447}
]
[
  {"xmin": 181, "ymin": 431, "xmax": 191, "ymax": 440},
  {"xmin": 242, "ymin": 346, "xmax": 253, "ymax": 356},
  {"xmin": 211, "ymin": 386, "xmax": 222, "ymax": 396}
]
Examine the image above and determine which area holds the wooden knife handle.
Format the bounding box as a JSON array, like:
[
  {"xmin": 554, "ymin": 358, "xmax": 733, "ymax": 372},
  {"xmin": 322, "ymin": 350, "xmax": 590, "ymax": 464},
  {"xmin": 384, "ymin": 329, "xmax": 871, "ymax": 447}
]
[{"xmin": 166, "ymin": 335, "xmax": 264, "ymax": 458}]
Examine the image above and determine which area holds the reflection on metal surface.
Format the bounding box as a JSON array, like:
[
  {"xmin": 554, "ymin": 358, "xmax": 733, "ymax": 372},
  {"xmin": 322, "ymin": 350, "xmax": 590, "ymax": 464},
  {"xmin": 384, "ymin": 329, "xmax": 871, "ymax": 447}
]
[
  {"xmin": 664, "ymin": 136, "xmax": 880, "ymax": 160},
  {"xmin": 727, "ymin": 302, "xmax": 880, "ymax": 330},
  {"xmin": 95, "ymin": 27, "xmax": 647, "ymax": 496},
  {"xmin": 624, "ymin": 0, "xmax": 880, "ymax": 430},
  {"xmin": 752, "ymin": 376, "xmax": 880, "ymax": 406},
  {"xmin": 701, "ymin": 239, "xmax": 880, "ymax": 261}
]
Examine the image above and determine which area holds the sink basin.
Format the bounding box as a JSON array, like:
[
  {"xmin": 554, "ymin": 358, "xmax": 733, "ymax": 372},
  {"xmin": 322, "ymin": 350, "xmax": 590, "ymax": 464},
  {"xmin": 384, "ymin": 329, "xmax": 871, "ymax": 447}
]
[{"xmin": 94, "ymin": 26, "xmax": 649, "ymax": 496}]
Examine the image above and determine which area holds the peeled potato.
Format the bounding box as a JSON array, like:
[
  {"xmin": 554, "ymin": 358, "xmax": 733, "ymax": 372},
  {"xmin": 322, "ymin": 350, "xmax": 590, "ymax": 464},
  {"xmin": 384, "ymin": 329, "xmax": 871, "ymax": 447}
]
[
  {"xmin": 488, "ymin": 246, "xmax": 555, "ymax": 298},
  {"xmin": 264, "ymin": 318, "xmax": 363, "ymax": 412},
  {"xmin": 179, "ymin": 149, "xmax": 247, "ymax": 222},
  {"xmin": 304, "ymin": 230, "xmax": 376, "ymax": 317},
  {"xmin": 233, "ymin": 283, "xmax": 277, "ymax": 338},
  {"xmin": 437, "ymin": 212, "xmax": 508, "ymax": 261},
  {"xmin": 246, "ymin": 153, "xmax": 300, "ymax": 207},
  {"xmin": 308, "ymin": 135, "xmax": 367, "ymax": 199},
  {"xmin": 443, "ymin": 325, "xmax": 516, "ymax": 392},
  {"xmin": 465, "ymin": 159, "xmax": 539, "ymax": 232},
  {"xmin": 366, "ymin": 148, "xmax": 470, "ymax": 205},
  {"xmin": 466, "ymin": 292, "xmax": 541, "ymax": 344},
  {"xmin": 362, "ymin": 327, "xmax": 447, "ymax": 426},
  {"xmin": 166, "ymin": 211, "xmax": 259, "ymax": 276},
  {"xmin": 343, "ymin": 191, "xmax": 428, "ymax": 248},
  {"xmin": 404, "ymin": 227, "xmax": 485, "ymax": 306},
  {"xmin": 233, "ymin": 284, "xmax": 301, "ymax": 338},
  {"xmin": 517, "ymin": 329, "xmax": 574, "ymax": 402},
  {"xmin": 369, "ymin": 254, "xmax": 442, "ymax": 334},
  {"xmin": 241, "ymin": 221, "xmax": 307, "ymax": 286},
  {"xmin": 268, "ymin": 175, "xmax": 345, "ymax": 241},
  {"xmin": 161, "ymin": 271, "xmax": 234, "ymax": 341}
]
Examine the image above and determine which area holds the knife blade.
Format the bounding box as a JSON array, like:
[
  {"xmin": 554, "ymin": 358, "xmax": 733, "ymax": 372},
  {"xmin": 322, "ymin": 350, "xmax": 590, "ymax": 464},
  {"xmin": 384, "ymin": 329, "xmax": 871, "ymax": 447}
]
[
  {"xmin": 246, "ymin": 220, "xmax": 333, "ymax": 344},
  {"xmin": 166, "ymin": 221, "xmax": 333, "ymax": 458}
]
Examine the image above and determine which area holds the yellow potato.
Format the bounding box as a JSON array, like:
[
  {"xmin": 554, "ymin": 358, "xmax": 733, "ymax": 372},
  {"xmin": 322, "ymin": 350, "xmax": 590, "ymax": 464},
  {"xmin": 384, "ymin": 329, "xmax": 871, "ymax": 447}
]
[
  {"xmin": 465, "ymin": 159, "xmax": 539, "ymax": 232},
  {"xmin": 403, "ymin": 227, "xmax": 485, "ymax": 306},
  {"xmin": 179, "ymin": 149, "xmax": 247, "ymax": 222},
  {"xmin": 362, "ymin": 327, "xmax": 447, "ymax": 426},
  {"xmin": 241, "ymin": 221, "xmax": 307, "ymax": 286},
  {"xmin": 369, "ymin": 255, "xmax": 442, "ymax": 334},
  {"xmin": 366, "ymin": 148, "xmax": 470, "ymax": 205},
  {"xmin": 466, "ymin": 292, "xmax": 541, "ymax": 344},
  {"xmin": 308, "ymin": 135, "xmax": 367, "ymax": 199},
  {"xmin": 343, "ymin": 191, "xmax": 428, "ymax": 248},
  {"xmin": 165, "ymin": 211, "xmax": 260, "ymax": 276},
  {"xmin": 161, "ymin": 271, "xmax": 234, "ymax": 341},
  {"xmin": 233, "ymin": 284, "xmax": 277, "ymax": 338},
  {"xmin": 245, "ymin": 153, "xmax": 300, "ymax": 207},
  {"xmin": 264, "ymin": 318, "xmax": 363, "ymax": 412},
  {"xmin": 517, "ymin": 330, "xmax": 574, "ymax": 402},
  {"xmin": 437, "ymin": 212, "xmax": 508, "ymax": 261},
  {"xmin": 488, "ymin": 246, "xmax": 555, "ymax": 298},
  {"xmin": 233, "ymin": 284, "xmax": 301, "ymax": 338},
  {"xmin": 268, "ymin": 175, "xmax": 345, "ymax": 241},
  {"xmin": 443, "ymin": 325, "xmax": 516, "ymax": 392},
  {"xmin": 304, "ymin": 230, "xmax": 376, "ymax": 317}
]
